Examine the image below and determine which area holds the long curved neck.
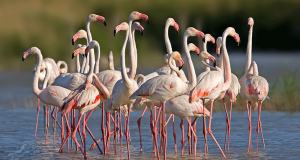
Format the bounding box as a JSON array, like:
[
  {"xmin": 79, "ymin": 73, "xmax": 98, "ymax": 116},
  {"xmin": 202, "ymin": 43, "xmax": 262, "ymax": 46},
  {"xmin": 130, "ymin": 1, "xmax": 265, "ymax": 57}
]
[
  {"xmin": 83, "ymin": 37, "xmax": 90, "ymax": 73},
  {"xmin": 183, "ymin": 34, "xmax": 197, "ymax": 91},
  {"xmin": 86, "ymin": 19, "xmax": 95, "ymax": 74},
  {"xmin": 42, "ymin": 63, "xmax": 51, "ymax": 89},
  {"xmin": 132, "ymin": 29, "xmax": 138, "ymax": 68},
  {"xmin": 168, "ymin": 57, "xmax": 181, "ymax": 77},
  {"xmin": 121, "ymin": 28, "xmax": 131, "ymax": 87},
  {"xmin": 94, "ymin": 43, "xmax": 101, "ymax": 74},
  {"xmin": 165, "ymin": 21, "xmax": 176, "ymax": 73},
  {"xmin": 93, "ymin": 74, "xmax": 110, "ymax": 100},
  {"xmin": 221, "ymin": 30, "xmax": 232, "ymax": 91},
  {"xmin": 127, "ymin": 20, "xmax": 137, "ymax": 79},
  {"xmin": 33, "ymin": 51, "xmax": 43, "ymax": 96},
  {"xmin": 245, "ymin": 25, "xmax": 253, "ymax": 75},
  {"xmin": 203, "ymin": 39, "xmax": 210, "ymax": 71},
  {"xmin": 76, "ymin": 54, "xmax": 80, "ymax": 73},
  {"xmin": 218, "ymin": 47, "xmax": 224, "ymax": 72}
]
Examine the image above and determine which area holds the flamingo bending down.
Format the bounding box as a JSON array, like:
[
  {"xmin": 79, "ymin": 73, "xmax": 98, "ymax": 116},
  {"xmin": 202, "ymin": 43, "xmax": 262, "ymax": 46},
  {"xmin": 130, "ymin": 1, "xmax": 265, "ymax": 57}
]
[
  {"xmin": 59, "ymin": 72, "xmax": 110, "ymax": 159},
  {"xmin": 130, "ymin": 27, "xmax": 205, "ymax": 159},
  {"xmin": 203, "ymin": 34, "xmax": 216, "ymax": 72},
  {"xmin": 57, "ymin": 61, "xmax": 68, "ymax": 74},
  {"xmin": 189, "ymin": 27, "xmax": 240, "ymax": 158},
  {"xmin": 132, "ymin": 42, "xmax": 200, "ymax": 153},
  {"xmin": 215, "ymin": 36, "xmax": 241, "ymax": 151}
]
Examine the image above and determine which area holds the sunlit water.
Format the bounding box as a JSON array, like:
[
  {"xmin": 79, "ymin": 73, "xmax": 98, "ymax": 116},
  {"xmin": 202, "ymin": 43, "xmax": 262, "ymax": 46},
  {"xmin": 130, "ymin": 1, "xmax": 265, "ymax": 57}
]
[{"xmin": 1, "ymin": 57, "xmax": 300, "ymax": 159}]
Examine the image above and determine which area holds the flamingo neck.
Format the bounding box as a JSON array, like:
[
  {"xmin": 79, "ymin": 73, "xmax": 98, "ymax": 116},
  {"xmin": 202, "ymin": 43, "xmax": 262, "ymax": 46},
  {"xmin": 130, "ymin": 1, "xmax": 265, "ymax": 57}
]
[
  {"xmin": 76, "ymin": 54, "xmax": 80, "ymax": 73},
  {"xmin": 127, "ymin": 20, "xmax": 137, "ymax": 79},
  {"xmin": 42, "ymin": 62, "xmax": 51, "ymax": 89},
  {"xmin": 93, "ymin": 74, "xmax": 110, "ymax": 100},
  {"xmin": 83, "ymin": 37, "xmax": 90, "ymax": 73},
  {"xmin": 33, "ymin": 51, "xmax": 43, "ymax": 96},
  {"xmin": 168, "ymin": 56, "xmax": 181, "ymax": 77},
  {"xmin": 203, "ymin": 38, "xmax": 210, "ymax": 72},
  {"xmin": 183, "ymin": 34, "xmax": 197, "ymax": 91},
  {"xmin": 218, "ymin": 47, "xmax": 224, "ymax": 72},
  {"xmin": 221, "ymin": 30, "xmax": 232, "ymax": 91},
  {"xmin": 86, "ymin": 19, "xmax": 95, "ymax": 74},
  {"xmin": 120, "ymin": 26, "xmax": 131, "ymax": 87},
  {"xmin": 94, "ymin": 43, "xmax": 101, "ymax": 74},
  {"xmin": 165, "ymin": 21, "xmax": 176, "ymax": 73},
  {"xmin": 245, "ymin": 25, "xmax": 253, "ymax": 75}
]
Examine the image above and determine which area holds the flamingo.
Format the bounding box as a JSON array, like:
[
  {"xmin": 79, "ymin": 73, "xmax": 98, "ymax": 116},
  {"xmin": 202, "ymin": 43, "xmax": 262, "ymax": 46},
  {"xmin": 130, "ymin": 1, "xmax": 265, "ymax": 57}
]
[
  {"xmin": 22, "ymin": 47, "xmax": 72, "ymax": 148},
  {"xmin": 57, "ymin": 61, "xmax": 68, "ymax": 74},
  {"xmin": 189, "ymin": 27, "xmax": 240, "ymax": 158},
  {"xmin": 58, "ymin": 72, "xmax": 110, "ymax": 159},
  {"xmin": 203, "ymin": 34, "xmax": 216, "ymax": 72},
  {"xmin": 132, "ymin": 42, "xmax": 200, "ymax": 153},
  {"xmin": 130, "ymin": 27, "xmax": 205, "ymax": 159},
  {"xmin": 72, "ymin": 30, "xmax": 89, "ymax": 73},
  {"xmin": 51, "ymin": 14, "xmax": 106, "ymax": 90},
  {"xmin": 72, "ymin": 44, "xmax": 87, "ymax": 73},
  {"xmin": 215, "ymin": 36, "xmax": 241, "ymax": 151},
  {"xmin": 240, "ymin": 17, "xmax": 269, "ymax": 152}
]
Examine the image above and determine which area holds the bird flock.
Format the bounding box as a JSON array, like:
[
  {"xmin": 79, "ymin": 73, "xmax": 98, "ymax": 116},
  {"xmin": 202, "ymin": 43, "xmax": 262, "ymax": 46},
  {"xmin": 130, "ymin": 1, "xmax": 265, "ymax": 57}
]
[{"xmin": 22, "ymin": 11, "xmax": 269, "ymax": 160}]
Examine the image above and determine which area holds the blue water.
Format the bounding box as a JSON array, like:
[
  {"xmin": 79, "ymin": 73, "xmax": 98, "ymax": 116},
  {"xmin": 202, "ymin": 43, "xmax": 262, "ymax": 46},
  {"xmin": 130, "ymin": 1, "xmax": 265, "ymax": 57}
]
[{"xmin": 1, "ymin": 72, "xmax": 300, "ymax": 159}]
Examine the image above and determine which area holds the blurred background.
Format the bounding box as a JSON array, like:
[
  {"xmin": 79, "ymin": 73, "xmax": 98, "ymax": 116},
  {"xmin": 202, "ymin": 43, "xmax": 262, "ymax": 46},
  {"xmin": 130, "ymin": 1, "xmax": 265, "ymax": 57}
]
[{"xmin": 0, "ymin": 0, "xmax": 299, "ymax": 110}]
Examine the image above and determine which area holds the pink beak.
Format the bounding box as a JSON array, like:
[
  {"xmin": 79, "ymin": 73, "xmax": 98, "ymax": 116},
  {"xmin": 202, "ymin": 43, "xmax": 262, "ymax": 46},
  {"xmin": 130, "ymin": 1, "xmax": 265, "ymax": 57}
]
[
  {"xmin": 195, "ymin": 46, "xmax": 200, "ymax": 55},
  {"xmin": 94, "ymin": 15, "xmax": 106, "ymax": 26},
  {"xmin": 195, "ymin": 30, "xmax": 205, "ymax": 39},
  {"xmin": 234, "ymin": 33, "xmax": 240, "ymax": 46},
  {"xmin": 22, "ymin": 49, "xmax": 31, "ymax": 61},
  {"xmin": 72, "ymin": 33, "xmax": 79, "ymax": 45},
  {"xmin": 137, "ymin": 12, "xmax": 149, "ymax": 24},
  {"xmin": 178, "ymin": 57, "xmax": 184, "ymax": 70},
  {"xmin": 173, "ymin": 22, "xmax": 179, "ymax": 33}
]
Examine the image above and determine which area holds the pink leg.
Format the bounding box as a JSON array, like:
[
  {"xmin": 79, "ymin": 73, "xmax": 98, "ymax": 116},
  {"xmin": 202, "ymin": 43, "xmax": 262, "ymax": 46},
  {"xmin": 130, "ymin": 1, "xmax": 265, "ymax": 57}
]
[
  {"xmin": 35, "ymin": 98, "xmax": 40, "ymax": 138},
  {"xmin": 202, "ymin": 101, "xmax": 208, "ymax": 158},
  {"xmin": 180, "ymin": 119, "xmax": 185, "ymax": 156},
  {"xmin": 191, "ymin": 117, "xmax": 198, "ymax": 154},
  {"xmin": 162, "ymin": 103, "xmax": 166, "ymax": 160},
  {"xmin": 137, "ymin": 106, "xmax": 148, "ymax": 151},
  {"xmin": 152, "ymin": 106, "xmax": 161, "ymax": 160},
  {"xmin": 71, "ymin": 113, "xmax": 86, "ymax": 159},
  {"xmin": 150, "ymin": 110, "xmax": 155, "ymax": 153},
  {"xmin": 114, "ymin": 112, "xmax": 117, "ymax": 154},
  {"xmin": 186, "ymin": 118, "xmax": 198, "ymax": 157},
  {"xmin": 71, "ymin": 110, "xmax": 73, "ymax": 148},
  {"xmin": 119, "ymin": 108, "xmax": 123, "ymax": 160},
  {"xmin": 246, "ymin": 102, "xmax": 252, "ymax": 152},
  {"xmin": 207, "ymin": 101, "xmax": 226, "ymax": 158},
  {"xmin": 187, "ymin": 118, "xmax": 191, "ymax": 155},
  {"xmin": 101, "ymin": 102, "xmax": 106, "ymax": 155},
  {"xmin": 83, "ymin": 113, "xmax": 86, "ymax": 158},
  {"xmin": 258, "ymin": 102, "xmax": 265, "ymax": 149},
  {"xmin": 61, "ymin": 114, "xmax": 64, "ymax": 149},
  {"xmin": 66, "ymin": 112, "xmax": 69, "ymax": 152},
  {"xmin": 126, "ymin": 106, "xmax": 131, "ymax": 160},
  {"xmin": 59, "ymin": 114, "xmax": 71, "ymax": 153},
  {"xmin": 223, "ymin": 98, "xmax": 229, "ymax": 151},
  {"xmin": 45, "ymin": 105, "xmax": 48, "ymax": 142},
  {"xmin": 172, "ymin": 115, "xmax": 177, "ymax": 153},
  {"xmin": 228, "ymin": 101, "xmax": 233, "ymax": 151}
]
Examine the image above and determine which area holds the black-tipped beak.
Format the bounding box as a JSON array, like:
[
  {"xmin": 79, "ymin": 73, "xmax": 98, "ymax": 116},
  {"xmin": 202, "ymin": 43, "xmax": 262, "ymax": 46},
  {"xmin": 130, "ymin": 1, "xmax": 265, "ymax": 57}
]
[
  {"xmin": 72, "ymin": 38, "xmax": 75, "ymax": 46},
  {"xmin": 213, "ymin": 61, "xmax": 216, "ymax": 67},
  {"xmin": 141, "ymin": 30, "xmax": 144, "ymax": 36},
  {"xmin": 22, "ymin": 57, "xmax": 25, "ymax": 61},
  {"xmin": 147, "ymin": 19, "xmax": 150, "ymax": 24},
  {"xmin": 114, "ymin": 29, "xmax": 116, "ymax": 36},
  {"xmin": 103, "ymin": 20, "xmax": 107, "ymax": 26},
  {"xmin": 237, "ymin": 40, "xmax": 240, "ymax": 46},
  {"xmin": 72, "ymin": 53, "xmax": 75, "ymax": 59},
  {"xmin": 179, "ymin": 65, "xmax": 183, "ymax": 70}
]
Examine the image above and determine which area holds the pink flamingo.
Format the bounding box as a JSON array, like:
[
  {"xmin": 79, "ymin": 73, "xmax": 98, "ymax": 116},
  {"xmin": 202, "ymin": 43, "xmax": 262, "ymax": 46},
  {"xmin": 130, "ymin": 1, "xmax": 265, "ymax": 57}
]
[
  {"xmin": 203, "ymin": 34, "xmax": 216, "ymax": 72},
  {"xmin": 58, "ymin": 72, "xmax": 110, "ymax": 159},
  {"xmin": 130, "ymin": 27, "xmax": 205, "ymax": 160},
  {"xmin": 215, "ymin": 36, "xmax": 241, "ymax": 151},
  {"xmin": 189, "ymin": 27, "xmax": 240, "ymax": 158}
]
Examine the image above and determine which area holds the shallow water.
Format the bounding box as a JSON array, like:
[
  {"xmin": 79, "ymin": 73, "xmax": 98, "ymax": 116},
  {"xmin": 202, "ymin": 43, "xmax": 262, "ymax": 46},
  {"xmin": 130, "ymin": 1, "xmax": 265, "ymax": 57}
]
[{"xmin": 1, "ymin": 67, "xmax": 300, "ymax": 159}]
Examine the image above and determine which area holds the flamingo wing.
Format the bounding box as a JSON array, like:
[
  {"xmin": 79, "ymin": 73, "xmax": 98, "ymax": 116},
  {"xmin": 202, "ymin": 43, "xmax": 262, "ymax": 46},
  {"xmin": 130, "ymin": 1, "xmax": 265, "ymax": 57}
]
[
  {"xmin": 76, "ymin": 85, "xmax": 102, "ymax": 108},
  {"xmin": 52, "ymin": 73, "xmax": 86, "ymax": 90}
]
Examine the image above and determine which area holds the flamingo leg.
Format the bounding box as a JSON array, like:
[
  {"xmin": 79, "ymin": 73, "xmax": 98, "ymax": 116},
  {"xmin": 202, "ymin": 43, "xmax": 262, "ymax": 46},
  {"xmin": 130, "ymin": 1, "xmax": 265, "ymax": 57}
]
[
  {"xmin": 172, "ymin": 115, "xmax": 177, "ymax": 153},
  {"xmin": 259, "ymin": 103, "xmax": 265, "ymax": 149},
  {"xmin": 107, "ymin": 112, "xmax": 111, "ymax": 151},
  {"xmin": 71, "ymin": 109, "xmax": 73, "ymax": 148},
  {"xmin": 44, "ymin": 105, "xmax": 45, "ymax": 133},
  {"xmin": 126, "ymin": 105, "xmax": 131, "ymax": 160},
  {"xmin": 228, "ymin": 100, "xmax": 233, "ymax": 151},
  {"xmin": 35, "ymin": 98, "xmax": 40, "ymax": 138},
  {"xmin": 70, "ymin": 113, "xmax": 86, "ymax": 159},
  {"xmin": 85, "ymin": 124, "xmax": 103, "ymax": 154},
  {"xmin": 66, "ymin": 112, "xmax": 69, "ymax": 152},
  {"xmin": 162, "ymin": 102, "xmax": 166, "ymax": 160},
  {"xmin": 61, "ymin": 114, "xmax": 64, "ymax": 149},
  {"xmin": 45, "ymin": 105, "xmax": 48, "ymax": 144},
  {"xmin": 186, "ymin": 118, "xmax": 197, "ymax": 157},
  {"xmin": 187, "ymin": 118, "xmax": 191, "ymax": 155},
  {"xmin": 137, "ymin": 106, "xmax": 147, "ymax": 152},
  {"xmin": 150, "ymin": 110, "xmax": 155, "ymax": 153},
  {"xmin": 119, "ymin": 107, "xmax": 123, "ymax": 160},
  {"xmin": 207, "ymin": 101, "xmax": 226, "ymax": 158},
  {"xmin": 101, "ymin": 102, "xmax": 106, "ymax": 155},
  {"xmin": 152, "ymin": 106, "xmax": 161, "ymax": 160},
  {"xmin": 180, "ymin": 119, "xmax": 185, "ymax": 156},
  {"xmin": 114, "ymin": 112, "xmax": 117, "ymax": 154},
  {"xmin": 223, "ymin": 98, "xmax": 229, "ymax": 151},
  {"xmin": 191, "ymin": 117, "xmax": 198, "ymax": 154},
  {"xmin": 202, "ymin": 101, "xmax": 208, "ymax": 158},
  {"xmin": 246, "ymin": 102, "xmax": 252, "ymax": 152},
  {"xmin": 59, "ymin": 114, "xmax": 71, "ymax": 153},
  {"xmin": 51, "ymin": 107, "xmax": 56, "ymax": 147}
]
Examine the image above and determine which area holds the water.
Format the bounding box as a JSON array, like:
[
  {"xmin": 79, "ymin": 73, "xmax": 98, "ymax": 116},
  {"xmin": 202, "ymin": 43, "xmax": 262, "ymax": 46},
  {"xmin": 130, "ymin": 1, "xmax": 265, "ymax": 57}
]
[{"xmin": 1, "ymin": 57, "xmax": 300, "ymax": 159}]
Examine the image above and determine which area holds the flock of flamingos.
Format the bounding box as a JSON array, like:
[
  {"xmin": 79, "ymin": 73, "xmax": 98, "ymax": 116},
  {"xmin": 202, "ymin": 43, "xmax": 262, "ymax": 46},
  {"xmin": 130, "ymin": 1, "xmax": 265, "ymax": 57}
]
[{"xmin": 22, "ymin": 11, "xmax": 269, "ymax": 160}]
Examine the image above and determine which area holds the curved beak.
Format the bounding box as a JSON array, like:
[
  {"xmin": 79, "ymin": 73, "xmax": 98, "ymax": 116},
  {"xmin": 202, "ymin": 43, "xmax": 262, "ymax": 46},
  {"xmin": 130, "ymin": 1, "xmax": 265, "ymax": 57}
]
[
  {"xmin": 85, "ymin": 46, "xmax": 91, "ymax": 58},
  {"xmin": 178, "ymin": 57, "xmax": 184, "ymax": 70},
  {"xmin": 136, "ymin": 23, "xmax": 144, "ymax": 36},
  {"xmin": 137, "ymin": 12, "xmax": 149, "ymax": 24},
  {"xmin": 234, "ymin": 33, "xmax": 240, "ymax": 46},
  {"xmin": 114, "ymin": 24, "xmax": 122, "ymax": 36},
  {"xmin": 207, "ymin": 53, "xmax": 216, "ymax": 67},
  {"xmin": 173, "ymin": 22, "xmax": 179, "ymax": 33},
  {"xmin": 72, "ymin": 48, "xmax": 81, "ymax": 59},
  {"xmin": 94, "ymin": 15, "xmax": 106, "ymax": 26},
  {"xmin": 22, "ymin": 50, "xmax": 30, "ymax": 61},
  {"xmin": 216, "ymin": 48, "xmax": 220, "ymax": 57},
  {"xmin": 195, "ymin": 47, "xmax": 200, "ymax": 55},
  {"xmin": 72, "ymin": 33, "xmax": 79, "ymax": 46}
]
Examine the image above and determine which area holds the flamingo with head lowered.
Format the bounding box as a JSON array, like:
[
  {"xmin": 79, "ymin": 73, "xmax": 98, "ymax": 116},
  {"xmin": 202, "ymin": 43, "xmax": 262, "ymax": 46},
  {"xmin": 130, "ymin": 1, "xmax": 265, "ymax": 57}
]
[
  {"xmin": 189, "ymin": 27, "xmax": 240, "ymax": 158},
  {"xmin": 130, "ymin": 27, "xmax": 204, "ymax": 159},
  {"xmin": 72, "ymin": 30, "xmax": 89, "ymax": 73}
]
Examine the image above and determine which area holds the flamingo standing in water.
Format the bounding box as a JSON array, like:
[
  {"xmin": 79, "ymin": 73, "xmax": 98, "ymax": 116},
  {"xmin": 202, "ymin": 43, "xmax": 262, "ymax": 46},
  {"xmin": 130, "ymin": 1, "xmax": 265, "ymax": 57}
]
[
  {"xmin": 59, "ymin": 72, "xmax": 110, "ymax": 159},
  {"xmin": 239, "ymin": 17, "xmax": 269, "ymax": 152},
  {"xmin": 215, "ymin": 36, "xmax": 241, "ymax": 151},
  {"xmin": 130, "ymin": 27, "xmax": 205, "ymax": 159},
  {"xmin": 189, "ymin": 27, "xmax": 240, "ymax": 158}
]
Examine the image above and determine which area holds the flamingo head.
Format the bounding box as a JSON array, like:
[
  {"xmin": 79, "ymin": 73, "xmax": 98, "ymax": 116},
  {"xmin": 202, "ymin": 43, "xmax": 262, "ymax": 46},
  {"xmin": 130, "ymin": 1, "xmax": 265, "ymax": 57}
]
[
  {"xmin": 22, "ymin": 47, "xmax": 40, "ymax": 61},
  {"xmin": 171, "ymin": 51, "xmax": 184, "ymax": 70},
  {"xmin": 132, "ymin": 22, "xmax": 144, "ymax": 36},
  {"xmin": 204, "ymin": 34, "xmax": 215, "ymax": 45},
  {"xmin": 216, "ymin": 37, "xmax": 222, "ymax": 57},
  {"xmin": 227, "ymin": 27, "xmax": 240, "ymax": 46},
  {"xmin": 248, "ymin": 17, "xmax": 254, "ymax": 27},
  {"xmin": 88, "ymin": 14, "xmax": 106, "ymax": 26},
  {"xmin": 185, "ymin": 27, "xmax": 205, "ymax": 40},
  {"xmin": 72, "ymin": 30, "xmax": 87, "ymax": 45},
  {"xmin": 130, "ymin": 11, "xmax": 149, "ymax": 24},
  {"xmin": 168, "ymin": 18, "xmax": 179, "ymax": 33},
  {"xmin": 114, "ymin": 22, "xmax": 129, "ymax": 36},
  {"xmin": 85, "ymin": 40, "xmax": 99, "ymax": 58},
  {"xmin": 188, "ymin": 43, "xmax": 200, "ymax": 55},
  {"xmin": 200, "ymin": 51, "xmax": 216, "ymax": 67},
  {"xmin": 72, "ymin": 45, "xmax": 86, "ymax": 59}
]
